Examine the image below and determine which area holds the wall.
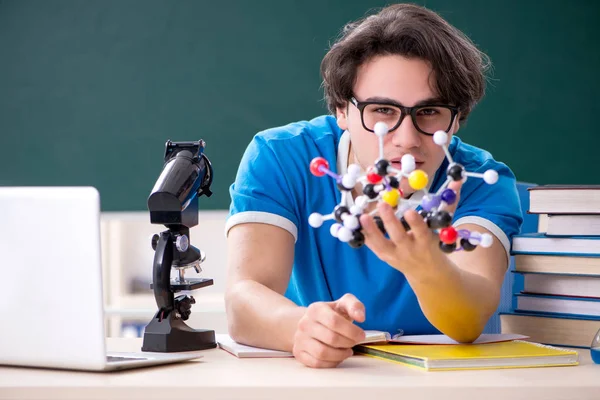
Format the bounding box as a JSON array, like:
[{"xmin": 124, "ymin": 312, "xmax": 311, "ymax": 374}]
[{"xmin": 1, "ymin": 0, "xmax": 599, "ymax": 211}]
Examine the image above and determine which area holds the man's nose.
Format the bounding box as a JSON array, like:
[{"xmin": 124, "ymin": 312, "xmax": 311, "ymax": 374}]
[{"xmin": 391, "ymin": 114, "xmax": 421, "ymax": 148}]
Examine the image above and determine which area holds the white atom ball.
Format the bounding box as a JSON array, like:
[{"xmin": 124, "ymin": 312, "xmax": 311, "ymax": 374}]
[
  {"xmin": 337, "ymin": 227, "xmax": 353, "ymax": 242},
  {"xmin": 350, "ymin": 205, "xmax": 362, "ymax": 215},
  {"xmin": 374, "ymin": 121, "xmax": 389, "ymax": 137},
  {"xmin": 343, "ymin": 215, "xmax": 360, "ymax": 230},
  {"xmin": 480, "ymin": 233, "xmax": 493, "ymax": 248},
  {"xmin": 342, "ymin": 174, "xmax": 357, "ymax": 189},
  {"xmin": 308, "ymin": 213, "xmax": 323, "ymax": 228},
  {"xmin": 401, "ymin": 154, "xmax": 416, "ymax": 174},
  {"xmin": 330, "ymin": 223, "xmax": 342, "ymax": 237},
  {"xmin": 433, "ymin": 130, "xmax": 448, "ymax": 145},
  {"xmin": 468, "ymin": 231, "xmax": 481, "ymax": 245},
  {"xmin": 483, "ymin": 169, "xmax": 499, "ymax": 185},
  {"xmin": 355, "ymin": 196, "xmax": 368, "ymax": 209},
  {"xmin": 347, "ymin": 163, "xmax": 362, "ymax": 177}
]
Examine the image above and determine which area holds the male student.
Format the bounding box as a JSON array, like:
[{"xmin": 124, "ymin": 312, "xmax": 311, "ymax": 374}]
[{"xmin": 224, "ymin": 3, "xmax": 523, "ymax": 368}]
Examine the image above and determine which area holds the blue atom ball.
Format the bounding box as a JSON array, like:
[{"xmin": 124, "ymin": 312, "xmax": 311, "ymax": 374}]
[{"xmin": 441, "ymin": 188, "xmax": 457, "ymax": 205}]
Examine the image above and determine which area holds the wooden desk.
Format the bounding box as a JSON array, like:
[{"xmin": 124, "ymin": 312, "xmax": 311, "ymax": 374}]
[{"xmin": 1, "ymin": 338, "xmax": 598, "ymax": 400}]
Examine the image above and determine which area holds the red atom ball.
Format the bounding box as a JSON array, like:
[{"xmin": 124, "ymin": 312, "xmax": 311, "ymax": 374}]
[
  {"xmin": 366, "ymin": 166, "xmax": 383, "ymax": 184},
  {"xmin": 310, "ymin": 157, "xmax": 329, "ymax": 177},
  {"xmin": 439, "ymin": 227, "xmax": 458, "ymax": 244}
]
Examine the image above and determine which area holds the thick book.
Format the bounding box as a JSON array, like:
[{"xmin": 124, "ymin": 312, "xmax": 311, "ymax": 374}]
[
  {"xmin": 354, "ymin": 340, "xmax": 578, "ymax": 371},
  {"xmin": 541, "ymin": 214, "xmax": 600, "ymax": 236},
  {"xmin": 514, "ymin": 254, "xmax": 600, "ymax": 275},
  {"xmin": 511, "ymin": 232, "xmax": 600, "ymax": 256},
  {"xmin": 501, "ymin": 312, "xmax": 600, "ymax": 348},
  {"xmin": 517, "ymin": 272, "xmax": 600, "ymax": 298},
  {"xmin": 528, "ymin": 185, "xmax": 600, "ymax": 214},
  {"xmin": 515, "ymin": 293, "xmax": 600, "ymax": 317}
]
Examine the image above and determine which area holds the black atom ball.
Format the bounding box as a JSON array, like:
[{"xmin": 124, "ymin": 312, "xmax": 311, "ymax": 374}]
[
  {"xmin": 429, "ymin": 210, "xmax": 452, "ymax": 229},
  {"xmin": 447, "ymin": 164, "xmax": 465, "ymax": 181},
  {"xmin": 439, "ymin": 241, "xmax": 457, "ymax": 253},
  {"xmin": 363, "ymin": 184, "xmax": 379, "ymax": 199},
  {"xmin": 348, "ymin": 231, "xmax": 365, "ymax": 248},
  {"xmin": 421, "ymin": 210, "xmax": 433, "ymax": 228},
  {"xmin": 333, "ymin": 205, "xmax": 350, "ymax": 223},
  {"xmin": 389, "ymin": 176, "xmax": 400, "ymax": 189},
  {"xmin": 461, "ymin": 238, "xmax": 477, "ymax": 251},
  {"xmin": 375, "ymin": 159, "xmax": 390, "ymax": 176}
]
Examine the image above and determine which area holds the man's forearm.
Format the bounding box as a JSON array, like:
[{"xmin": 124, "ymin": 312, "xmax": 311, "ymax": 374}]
[
  {"xmin": 404, "ymin": 257, "xmax": 500, "ymax": 342},
  {"xmin": 225, "ymin": 279, "xmax": 306, "ymax": 352}
]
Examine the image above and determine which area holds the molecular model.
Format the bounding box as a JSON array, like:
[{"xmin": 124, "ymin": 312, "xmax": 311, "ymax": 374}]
[{"xmin": 308, "ymin": 122, "xmax": 498, "ymax": 253}]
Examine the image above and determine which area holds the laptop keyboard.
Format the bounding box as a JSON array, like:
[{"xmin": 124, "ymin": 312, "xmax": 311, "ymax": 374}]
[{"xmin": 107, "ymin": 355, "xmax": 149, "ymax": 363}]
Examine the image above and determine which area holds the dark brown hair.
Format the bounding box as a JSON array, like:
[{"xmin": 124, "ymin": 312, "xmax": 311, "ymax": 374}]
[{"xmin": 320, "ymin": 3, "xmax": 491, "ymax": 122}]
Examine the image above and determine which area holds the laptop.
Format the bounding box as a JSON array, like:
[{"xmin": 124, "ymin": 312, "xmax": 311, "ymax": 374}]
[{"xmin": 0, "ymin": 186, "xmax": 204, "ymax": 371}]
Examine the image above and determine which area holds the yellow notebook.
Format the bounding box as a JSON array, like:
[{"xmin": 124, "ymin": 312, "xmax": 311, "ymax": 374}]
[{"xmin": 355, "ymin": 340, "xmax": 579, "ymax": 371}]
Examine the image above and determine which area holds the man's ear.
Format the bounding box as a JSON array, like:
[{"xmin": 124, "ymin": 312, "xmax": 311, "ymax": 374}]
[
  {"xmin": 452, "ymin": 114, "xmax": 461, "ymax": 134},
  {"xmin": 336, "ymin": 103, "xmax": 349, "ymax": 131}
]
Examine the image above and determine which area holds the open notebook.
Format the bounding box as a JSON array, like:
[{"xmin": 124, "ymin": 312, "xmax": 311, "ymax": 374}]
[
  {"xmin": 216, "ymin": 332, "xmax": 528, "ymax": 358},
  {"xmin": 354, "ymin": 340, "xmax": 579, "ymax": 371},
  {"xmin": 216, "ymin": 331, "xmax": 391, "ymax": 358}
]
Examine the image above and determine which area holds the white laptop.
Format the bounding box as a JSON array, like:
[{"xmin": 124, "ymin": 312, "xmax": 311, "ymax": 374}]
[{"xmin": 0, "ymin": 186, "xmax": 203, "ymax": 371}]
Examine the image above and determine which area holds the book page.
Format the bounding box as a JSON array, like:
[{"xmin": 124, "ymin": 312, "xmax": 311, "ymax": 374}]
[{"xmin": 390, "ymin": 333, "xmax": 529, "ymax": 345}]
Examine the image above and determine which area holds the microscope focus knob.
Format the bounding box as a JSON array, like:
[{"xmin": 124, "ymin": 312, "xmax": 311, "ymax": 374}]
[
  {"xmin": 176, "ymin": 235, "xmax": 189, "ymax": 252},
  {"xmin": 151, "ymin": 234, "xmax": 160, "ymax": 250}
]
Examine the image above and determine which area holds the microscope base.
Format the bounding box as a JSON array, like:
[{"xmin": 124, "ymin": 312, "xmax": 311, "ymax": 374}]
[{"xmin": 141, "ymin": 312, "xmax": 217, "ymax": 353}]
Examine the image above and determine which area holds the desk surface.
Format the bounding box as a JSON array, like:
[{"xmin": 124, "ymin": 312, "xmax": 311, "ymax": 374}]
[{"xmin": 1, "ymin": 338, "xmax": 599, "ymax": 400}]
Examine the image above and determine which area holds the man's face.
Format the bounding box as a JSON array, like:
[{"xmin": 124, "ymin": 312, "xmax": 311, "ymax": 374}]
[{"xmin": 336, "ymin": 54, "xmax": 460, "ymax": 197}]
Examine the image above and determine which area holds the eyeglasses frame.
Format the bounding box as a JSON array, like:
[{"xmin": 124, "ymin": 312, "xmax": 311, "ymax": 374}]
[{"xmin": 349, "ymin": 96, "xmax": 459, "ymax": 136}]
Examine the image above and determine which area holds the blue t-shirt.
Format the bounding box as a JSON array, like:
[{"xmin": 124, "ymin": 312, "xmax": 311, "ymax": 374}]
[{"xmin": 226, "ymin": 115, "xmax": 523, "ymax": 335}]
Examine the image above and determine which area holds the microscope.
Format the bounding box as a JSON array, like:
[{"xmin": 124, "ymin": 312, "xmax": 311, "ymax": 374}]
[{"xmin": 141, "ymin": 140, "xmax": 217, "ymax": 353}]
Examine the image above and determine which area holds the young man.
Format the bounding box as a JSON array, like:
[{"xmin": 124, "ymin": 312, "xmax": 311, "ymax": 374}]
[{"xmin": 225, "ymin": 4, "xmax": 523, "ymax": 368}]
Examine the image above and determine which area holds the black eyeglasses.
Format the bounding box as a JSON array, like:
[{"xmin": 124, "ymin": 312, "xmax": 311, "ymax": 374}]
[{"xmin": 350, "ymin": 96, "xmax": 459, "ymax": 136}]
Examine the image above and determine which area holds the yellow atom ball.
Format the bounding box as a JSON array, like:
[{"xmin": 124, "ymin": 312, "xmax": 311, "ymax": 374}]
[
  {"xmin": 382, "ymin": 189, "xmax": 400, "ymax": 207},
  {"xmin": 408, "ymin": 170, "xmax": 428, "ymax": 190}
]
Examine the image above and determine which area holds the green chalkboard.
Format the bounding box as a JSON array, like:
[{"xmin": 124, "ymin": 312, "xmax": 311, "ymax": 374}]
[{"xmin": 1, "ymin": 0, "xmax": 599, "ymax": 211}]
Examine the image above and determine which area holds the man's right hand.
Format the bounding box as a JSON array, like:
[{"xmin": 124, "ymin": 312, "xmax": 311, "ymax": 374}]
[{"xmin": 292, "ymin": 293, "xmax": 366, "ymax": 368}]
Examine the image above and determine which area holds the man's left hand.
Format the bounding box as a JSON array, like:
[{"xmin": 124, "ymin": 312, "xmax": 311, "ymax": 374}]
[{"xmin": 359, "ymin": 180, "xmax": 463, "ymax": 276}]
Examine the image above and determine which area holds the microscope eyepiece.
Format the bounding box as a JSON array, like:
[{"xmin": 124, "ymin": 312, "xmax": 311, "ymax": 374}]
[{"xmin": 147, "ymin": 140, "xmax": 213, "ymax": 227}]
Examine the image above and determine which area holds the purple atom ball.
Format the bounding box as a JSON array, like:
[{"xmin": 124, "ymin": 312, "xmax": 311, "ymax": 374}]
[{"xmin": 421, "ymin": 195, "xmax": 441, "ymax": 212}]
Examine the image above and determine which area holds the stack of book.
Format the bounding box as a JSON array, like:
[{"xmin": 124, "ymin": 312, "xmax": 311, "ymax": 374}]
[{"xmin": 501, "ymin": 185, "xmax": 600, "ymax": 348}]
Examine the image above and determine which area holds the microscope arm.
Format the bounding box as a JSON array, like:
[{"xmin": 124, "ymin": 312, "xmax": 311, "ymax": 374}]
[{"xmin": 152, "ymin": 231, "xmax": 174, "ymax": 313}]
